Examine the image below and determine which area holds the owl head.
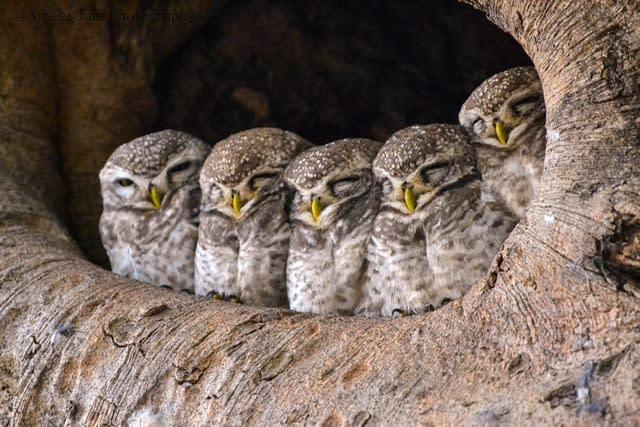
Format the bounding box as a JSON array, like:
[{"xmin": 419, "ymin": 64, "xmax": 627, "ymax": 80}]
[
  {"xmin": 200, "ymin": 128, "xmax": 312, "ymax": 220},
  {"xmin": 99, "ymin": 130, "xmax": 210, "ymax": 211},
  {"xmin": 458, "ymin": 66, "xmax": 544, "ymax": 149},
  {"xmin": 284, "ymin": 138, "xmax": 382, "ymax": 227},
  {"xmin": 373, "ymin": 124, "xmax": 477, "ymax": 215}
]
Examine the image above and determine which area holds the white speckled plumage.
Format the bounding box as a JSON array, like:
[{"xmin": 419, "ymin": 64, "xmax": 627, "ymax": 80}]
[
  {"xmin": 99, "ymin": 130, "xmax": 210, "ymax": 292},
  {"xmin": 195, "ymin": 127, "xmax": 312, "ymax": 306},
  {"xmin": 284, "ymin": 138, "xmax": 382, "ymax": 315},
  {"xmin": 357, "ymin": 124, "xmax": 517, "ymax": 317},
  {"xmin": 459, "ymin": 66, "xmax": 546, "ymax": 219}
]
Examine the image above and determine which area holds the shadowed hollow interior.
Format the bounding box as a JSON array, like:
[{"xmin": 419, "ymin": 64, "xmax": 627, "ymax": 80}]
[{"xmin": 155, "ymin": 0, "xmax": 531, "ymax": 145}]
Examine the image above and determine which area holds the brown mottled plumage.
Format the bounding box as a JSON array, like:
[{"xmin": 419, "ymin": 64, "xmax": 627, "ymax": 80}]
[
  {"xmin": 459, "ymin": 66, "xmax": 546, "ymax": 219},
  {"xmin": 195, "ymin": 127, "xmax": 312, "ymax": 306},
  {"xmin": 99, "ymin": 130, "xmax": 210, "ymax": 292},
  {"xmin": 284, "ymin": 138, "xmax": 382, "ymax": 315},
  {"xmin": 357, "ymin": 124, "xmax": 516, "ymax": 317}
]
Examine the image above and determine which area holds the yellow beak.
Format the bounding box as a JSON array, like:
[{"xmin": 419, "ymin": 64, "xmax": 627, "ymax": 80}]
[
  {"xmin": 404, "ymin": 187, "xmax": 416, "ymax": 213},
  {"xmin": 495, "ymin": 121, "xmax": 509, "ymax": 145},
  {"xmin": 232, "ymin": 193, "xmax": 243, "ymax": 218},
  {"xmin": 149, "ymin": 186, "xmax": 163, "ymax": 209},
  {"xmin": 311, "ymin": 197, "xmax": 323, "ymax": 223}
]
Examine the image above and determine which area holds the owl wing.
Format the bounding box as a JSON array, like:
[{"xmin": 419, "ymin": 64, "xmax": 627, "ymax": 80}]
[
  {"xmin": 426, "ymin": 187, "xmax": 516, "ymax": 304},
  {"xmin": 187, "ymin": 186, "xmax": 202, "ymax": 228},
  {"xmin": 194, "ymin": 213, "xmax": 239, "ymax": 297},
  {"xmin": 99, "ymin": 211, "xmax": 137, "ymax": 278},
  {"xmin": 356, "ymin": 209, "xmax": 433, "ymax": 317},
  {"xmin": 236, "ymin": 199, "xmax": 290, "ymax": 307}
]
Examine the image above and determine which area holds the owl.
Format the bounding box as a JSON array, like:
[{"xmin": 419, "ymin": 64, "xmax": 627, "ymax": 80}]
[
  {"xmin": 357, "ymin": 124, "xmax": 517, "ymax": 317},
  {"xmin": 458, "ymin": 66, "xmax": 546, "ymax": 219},
  {"xmin": 195, "ymin": 127, "xmax": 312, "ymax": 306},
  {"xmin": 284, "ymin": 138, "xmax": 382, "ymax": 315},
  {"xmin": 99, "ymin": 130, "xmax": 210, "ymax": 292}
]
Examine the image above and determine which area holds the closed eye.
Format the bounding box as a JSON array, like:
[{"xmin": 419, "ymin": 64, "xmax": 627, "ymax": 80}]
[
  {"xmin": 167, "ymin": 161, "xmax": 192, "ymax": 175},
  {"xmin": 420, "ymin": 163, "xmax": 449, "ymax": 185},
  {"xmin": 472, "ymin": 117, "xmax": 486, "ymax": 135},
  {"xmin": 511, "ymin": 96, "xmax": 541, "ymax": 116},
  {"xmin": 330, "ymin": 176, "xmax": 362, "ymax": 198},
  {"xmin": 202, "ymin": 185, "xmax": 224, "ymax": 212},
  {"xmin": 380, "ymin": 177, "xmax": 393, "ymax": 197},
  {"xmin": 249, "ymin": 172, "xmax": 279, "ymax": 192}
]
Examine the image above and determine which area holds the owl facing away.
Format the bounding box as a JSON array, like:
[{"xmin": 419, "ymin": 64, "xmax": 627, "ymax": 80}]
[
  {"xmin": 357, "ymin": 124, "xmax": 517, "ymax": 317},
  {"xmin": 284, "ymin": 138, "xmax": 382, "ymax": 315},
  {"xmin": 99, "ymin": 130, "xmax": 210, "ymax": 292},
  {"xmin": 459, "ymin": 66, "xmax": 546, "ymax": 219},
  {"xmin": 195, "ymin": 128, "xmax": 312, "ymax": 306}
]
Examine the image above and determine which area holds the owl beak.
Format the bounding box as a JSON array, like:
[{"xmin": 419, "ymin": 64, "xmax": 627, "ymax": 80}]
[
  {"xmin": 404, "ymin": 187, "xmax": 416, "ymax": 213},
  {"xmin": 231, "ymin": 192, "xmax": 243, "ymax": 218},
  {"xmin": 149, "ymin": 185, "xmax": 163, "ymax": 209},
  {"xmin": 311, "ymin": 197, "xmax": 323, "ymax": 223},
  {"xmin": 495, "ymin": 121, "xmax": 509, "ymax": 145}
]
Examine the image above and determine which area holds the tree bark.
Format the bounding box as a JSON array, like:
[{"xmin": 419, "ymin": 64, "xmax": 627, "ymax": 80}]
[
  {"xmin": 51, "ymin": 0, "xmax": 223, "ymax": 265},
  {"xmin": 1, "ymin": 0, "xmax": 639, "ymax": 426}
]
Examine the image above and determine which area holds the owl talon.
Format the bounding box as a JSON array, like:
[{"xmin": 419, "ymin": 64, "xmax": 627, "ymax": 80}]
[
  {"xmin": 159, "ymin": 284, "xmax": 173, "ymax": 291},
  {"xmin": 207, "ymin": 290, "xmax": 224, "ymax": 300},
  {"xmin": 392, "ymin": 309, "xmax": 409, "ymax": 318},
  {"xmin": 226, "ymin": 295, "xmax": 242, "ymax": 304}
]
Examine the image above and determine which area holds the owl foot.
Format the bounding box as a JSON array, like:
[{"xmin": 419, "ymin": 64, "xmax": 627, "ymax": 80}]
[
  {"xmin": 206, "ymin": 290, "xmax": 224, "ymax": 300},
  {"xmin": 206, "ymin": 291, "xmax": 242, "ymax": 304},
  {"xmin": 226, "ymin": 295, "xmax": 242, "ymax": 304},
  {"xmin": 392, "ymin": 309, "xmax": 409, "ymax": 318},
  {"xmin": 159, "ymin": 284, "xmax": 173, "ymax": 291}
]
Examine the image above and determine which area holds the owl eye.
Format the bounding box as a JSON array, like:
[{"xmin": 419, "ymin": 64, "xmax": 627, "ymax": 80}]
[
  {"xmin": 249, "ymin": 172, "xmax": 279, "ymax": 192},
  {"xmin": 201, "ymin": 185, "xmax": 223, "ymax": 213},
  {"xmin": 330, "ymin": 176, "xmax": 362, "ymax": 198},
  {"xmin": 117, "ymin": 178, "xmax": 134, "ymax": 187},
  {"xmin": 168, "ymin": 161, "xmax": 192, "ymax": 174},
  {"xmin": 380, "ymin": 178, "xmax": 393, "ymax": 196},
  {"xmin": 511, "ymin": 96, "xmax": 541, "ymax": 116},
  {"xmin": 472, "ymin": 118, "xmax": 486, "ymax": 135},
  {"xmin": 208, "ymin": 184, "xmax": 223, "ymax": 200},
  {"xmin": 420, "ymin": 163, "xmax": 449, "ymax": 185}
]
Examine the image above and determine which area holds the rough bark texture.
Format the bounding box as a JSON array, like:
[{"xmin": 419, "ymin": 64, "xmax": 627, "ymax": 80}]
[
  {"xmin": 51, "ymin": 0, "xmax": 222, "ymax": 265},
  {"xmin": 0, "ymin": 1, "xmax": 639, "ymax": 426}
]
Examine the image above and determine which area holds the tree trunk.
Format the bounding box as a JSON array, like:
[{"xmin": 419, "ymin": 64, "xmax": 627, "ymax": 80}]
[{"xmin": 1, "ymin": 0, "xmax": 639, "ymax": 425}]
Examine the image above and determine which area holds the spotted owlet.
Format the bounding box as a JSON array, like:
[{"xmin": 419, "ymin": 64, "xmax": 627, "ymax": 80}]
[
  {"xmin": 284, "ymin": 138, "xmax": 382, "ymax": 315},
  {"xmin": 458, "ymin": 66, "xmax": 546, "ymax": 219},
  {"xmin": 356, "ymin": 124, "xmax": 517, "ymax": 317},
  {"xmin": 195, "ymin": 128, "xmax": 312, "ymax": 306},
  {"xmin": 99, "ymin": 130, "xmax": 210, "ymax": 292}
]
